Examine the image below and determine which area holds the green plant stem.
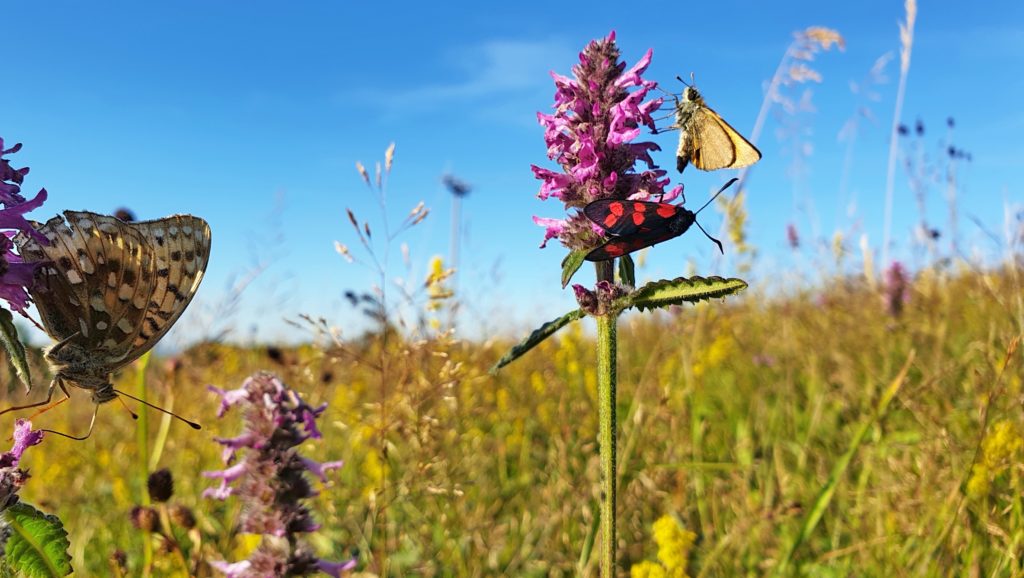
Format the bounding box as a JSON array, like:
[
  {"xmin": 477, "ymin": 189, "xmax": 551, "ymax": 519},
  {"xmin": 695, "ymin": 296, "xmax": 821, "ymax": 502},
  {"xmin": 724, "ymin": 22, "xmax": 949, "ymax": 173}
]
[
  {"xmin": 597, "ymin": 313, "xmax": 617, "ymax": 577},
  {"xmin": 135, "ymin": 352, "xmax": 153, "ymax": 577},
  {"xmin": 596, "ymin": 259, "xmax": 618, "ymax": 577}
]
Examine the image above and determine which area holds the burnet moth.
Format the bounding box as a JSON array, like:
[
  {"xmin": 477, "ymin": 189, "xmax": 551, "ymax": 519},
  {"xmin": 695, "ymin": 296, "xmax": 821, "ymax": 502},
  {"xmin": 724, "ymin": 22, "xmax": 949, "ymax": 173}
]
[{"xmin": 582, "ymin": 178, "xmax": 737, "ymax": 262}]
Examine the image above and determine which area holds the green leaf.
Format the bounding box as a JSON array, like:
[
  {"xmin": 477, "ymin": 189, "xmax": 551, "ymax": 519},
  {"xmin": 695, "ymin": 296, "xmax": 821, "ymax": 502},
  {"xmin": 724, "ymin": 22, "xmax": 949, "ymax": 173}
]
[
  {"xmin": 560, "ymin": 250, "xmax": 588, "ymax": 288},
  {"xmin": 0, "ymin": 309, "xmax": 31, "ymax": 393},
  {"xmin": 1, "ymin": 503, "xmax": 73, "ymax": 577},
  {"xmin": 619, "ymin": 276, "xmax": 748, "ymax": 312},
  {"xmin": 491, "ymin": 309, "xmax": 584, "ymax": 373},
  {"xmin": 617, "ymin": 255, "xmax": 635, "ymax": 287}
]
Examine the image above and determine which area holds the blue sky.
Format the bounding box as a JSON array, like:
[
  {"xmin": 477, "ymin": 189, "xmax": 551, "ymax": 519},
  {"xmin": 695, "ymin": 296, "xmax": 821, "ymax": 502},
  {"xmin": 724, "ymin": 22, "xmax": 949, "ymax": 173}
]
[{"xmin": 4, "ymin": 1, "xmax": 1023, "ymax": 345}]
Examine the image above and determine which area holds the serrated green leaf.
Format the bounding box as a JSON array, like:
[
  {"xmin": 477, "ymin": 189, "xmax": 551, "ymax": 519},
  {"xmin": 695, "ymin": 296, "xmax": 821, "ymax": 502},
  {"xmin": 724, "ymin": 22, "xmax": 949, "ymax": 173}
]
[
  {"xmin": 491, "ymin": 309, "xmax": 584, "ymax": 373},
  {"xmin": 618, "ymin": 276, "xmax": 748, "ymax": 312},
  {"xmin": 0, "ymin": 309, "xmax": 31, "ymax": 393},
  {"xmin": 1, "ymin": 503, "xmax": 72, "ymax": 577},
  {"xmin": 560, "ymin": 250, "xmax": 588, "ymax": 288}
]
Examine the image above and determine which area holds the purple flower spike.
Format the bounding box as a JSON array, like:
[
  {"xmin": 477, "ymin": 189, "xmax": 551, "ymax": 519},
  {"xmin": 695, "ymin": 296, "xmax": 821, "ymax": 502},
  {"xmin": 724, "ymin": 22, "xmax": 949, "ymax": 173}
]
[
  {"xmin": 206, "ymin": 372, "xmax": 354, "ymax": 576},
  {"xmin": 0, "ymin": 138, "xmax": 48, "ymax": 314},
  {"xmin": 529, "ymin": 32, "xmax": 669, "ymax": 254},
  {"xmin": 0, "ymin": 419, "xmax": 43, "ymax": 511}
]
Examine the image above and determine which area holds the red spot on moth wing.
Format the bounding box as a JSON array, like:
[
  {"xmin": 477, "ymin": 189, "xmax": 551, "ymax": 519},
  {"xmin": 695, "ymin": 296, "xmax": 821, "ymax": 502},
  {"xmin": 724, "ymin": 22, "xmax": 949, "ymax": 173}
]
[
  {"xmin": 633, "ymin": 202, "xmax": 647, "ymax": 212},
  {"xmin": 632, "ymin": 212, "xmax": 644, "ymax": 226},
  {"xmin": 609, "ymin": 202, "xmax": 626, "ymax": 216},
  {"xmin": 656, "ymin": 204, "xmax": 678, "ymax": 218},
  {"xmin": 604, "ymin": 214, "xmax": 619, "ymax": 228},
  {"xmin": 604, "ymin": 243, "xmax": 625, "ymax": 257},
  {"xmin": 584, "ymin": 240, "xmax": 624, "ymax": 261}
]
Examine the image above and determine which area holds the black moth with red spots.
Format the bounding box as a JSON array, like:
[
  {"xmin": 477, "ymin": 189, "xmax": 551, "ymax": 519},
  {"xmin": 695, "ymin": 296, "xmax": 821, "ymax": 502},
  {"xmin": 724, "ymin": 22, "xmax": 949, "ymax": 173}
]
[
  {"xmin": 583, "ymin": 200, "xmax": 698, "ymax": 261},
  {"xmin": 581, "ymin": 178, "xmax": 736, "ymax": 261}
]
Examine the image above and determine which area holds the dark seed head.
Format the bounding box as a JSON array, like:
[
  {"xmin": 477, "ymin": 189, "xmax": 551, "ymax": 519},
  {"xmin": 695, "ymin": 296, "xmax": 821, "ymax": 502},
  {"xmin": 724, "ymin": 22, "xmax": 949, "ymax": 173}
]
[{"xmin": 147, "ymin": 468, "xmax": 174, "ymax": 502}]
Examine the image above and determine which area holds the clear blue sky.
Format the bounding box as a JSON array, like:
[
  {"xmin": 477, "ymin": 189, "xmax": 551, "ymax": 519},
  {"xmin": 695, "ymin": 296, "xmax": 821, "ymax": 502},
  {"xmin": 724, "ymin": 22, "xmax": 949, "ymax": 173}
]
[{"xmin": 4, "ymin": 1, "xmax": 1023, "ymax": 345}]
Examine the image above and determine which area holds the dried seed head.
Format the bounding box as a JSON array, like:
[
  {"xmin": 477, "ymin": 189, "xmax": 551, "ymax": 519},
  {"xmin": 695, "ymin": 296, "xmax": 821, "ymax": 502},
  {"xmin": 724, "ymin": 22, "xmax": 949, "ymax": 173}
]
[
  {"xmin": 355, "ymin": 161, "xmax": 370, "ymax": 185},
  {"xmin": 170, "ymin": 504, "xmax": 196, "ymax": 530},
  {"xmin": 147, "ymin": 469, "xmax": 174, "ymax": 503},
  {"xmin": 130, "ymin": 506, "xmax": 160, "ymax": 532}
]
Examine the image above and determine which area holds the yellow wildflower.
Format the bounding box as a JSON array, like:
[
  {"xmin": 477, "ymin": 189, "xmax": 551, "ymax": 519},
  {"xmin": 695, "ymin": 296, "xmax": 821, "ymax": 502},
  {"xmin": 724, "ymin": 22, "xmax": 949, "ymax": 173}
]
[
  {"xmin": 631, "ymin": 561, "xmax": 667, "ymax": 578},
  {"xmin": 653, "ymin": 515, "xmax": 697, "ymax": 572}
]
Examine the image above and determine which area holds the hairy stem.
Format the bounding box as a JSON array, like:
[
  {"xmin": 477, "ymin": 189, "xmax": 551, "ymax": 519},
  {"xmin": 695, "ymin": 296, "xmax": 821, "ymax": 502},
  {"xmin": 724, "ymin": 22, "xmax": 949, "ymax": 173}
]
[{"xmin": 596, "ymin": 260, "xmax": 618, "ymax": 576}]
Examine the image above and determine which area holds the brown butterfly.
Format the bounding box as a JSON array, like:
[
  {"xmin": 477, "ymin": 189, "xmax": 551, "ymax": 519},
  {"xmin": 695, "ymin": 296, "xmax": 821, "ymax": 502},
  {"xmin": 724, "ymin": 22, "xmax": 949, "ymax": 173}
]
[
  {"xmin": 7, "ymin": 211, "xmax": 210, "ymax": 434},
  {"xmin": 674, "ymin": 81, "xmax": 761, "ymax": 173}
]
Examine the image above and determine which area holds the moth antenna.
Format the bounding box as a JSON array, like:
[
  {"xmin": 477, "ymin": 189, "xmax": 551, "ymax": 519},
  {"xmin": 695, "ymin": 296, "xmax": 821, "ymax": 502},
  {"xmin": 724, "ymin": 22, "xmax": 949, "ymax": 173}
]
[
  {"xmin": 694, "ymin": 220, "xmax": 724, "ymax": 254},
  {"xmin": 695, "ymin": 178, "xmax": 739, "ymax": 215},
  {"xmin": 114, "ymin": 389, "xmax": 202, "ymax": 430}
]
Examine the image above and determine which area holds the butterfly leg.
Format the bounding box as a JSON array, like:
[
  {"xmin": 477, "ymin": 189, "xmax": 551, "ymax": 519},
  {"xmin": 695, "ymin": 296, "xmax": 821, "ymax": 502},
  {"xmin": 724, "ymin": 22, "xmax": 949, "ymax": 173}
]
[
  {"xmin": 0, "ymin": 378, "xmax": 67, "ymax": 416},
  {"xmin": 46, "ymin": 331, "xmax": 81, "ymax": 358}
]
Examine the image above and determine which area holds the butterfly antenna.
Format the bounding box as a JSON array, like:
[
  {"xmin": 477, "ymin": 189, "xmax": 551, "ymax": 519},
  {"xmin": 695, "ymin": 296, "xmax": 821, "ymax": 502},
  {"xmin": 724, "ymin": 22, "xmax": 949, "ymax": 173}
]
[
  {"xmin": 116, "ymin": 396, "xmax": 140, "ymax": 420},
  {"xmin": 113, "ymin": 389, "xmax": 202, "ymax": 430},
  {"xmin": 695, "ymin": 178, "xmax": 739, "ymax": 215}
]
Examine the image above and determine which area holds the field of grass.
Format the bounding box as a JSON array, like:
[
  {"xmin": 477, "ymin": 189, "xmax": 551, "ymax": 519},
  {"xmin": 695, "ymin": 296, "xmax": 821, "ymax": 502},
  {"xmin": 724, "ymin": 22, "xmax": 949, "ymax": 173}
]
[{"xmin": 4, "ymin": 259, "xmax": 1022, "ymax": 577}]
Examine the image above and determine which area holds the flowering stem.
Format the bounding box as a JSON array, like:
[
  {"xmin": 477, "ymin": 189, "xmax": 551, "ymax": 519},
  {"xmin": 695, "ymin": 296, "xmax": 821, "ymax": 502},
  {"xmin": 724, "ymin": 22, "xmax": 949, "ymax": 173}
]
[{"xmin": 596, "ymin": 261, "xmax": 618, "ymax": 576}]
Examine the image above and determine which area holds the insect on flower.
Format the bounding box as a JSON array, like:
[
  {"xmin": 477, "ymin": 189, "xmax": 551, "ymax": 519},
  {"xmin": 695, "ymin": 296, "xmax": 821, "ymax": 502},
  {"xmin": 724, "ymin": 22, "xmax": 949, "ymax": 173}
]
[
  {"xmin": 3, "ymin": 211, "xmax": 211, "ymax": 438},
  {"xmin": 583, "ymin": 178, "xmax": 736, "ymax": 261}
]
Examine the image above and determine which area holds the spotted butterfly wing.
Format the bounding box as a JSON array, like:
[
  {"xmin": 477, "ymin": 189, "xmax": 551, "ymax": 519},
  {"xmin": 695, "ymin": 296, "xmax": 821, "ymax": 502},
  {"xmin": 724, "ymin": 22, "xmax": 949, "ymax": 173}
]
[
  {"xmin": 14, "ymin": 211, "xmax": 210, "ymax": 383},
  {"xmin": 583, "ymin": 200, "xmax": 696, "ymax": 261},
  {"xmin": 117, "ymin": 215, "xmax": 210, "ymax": 363}
]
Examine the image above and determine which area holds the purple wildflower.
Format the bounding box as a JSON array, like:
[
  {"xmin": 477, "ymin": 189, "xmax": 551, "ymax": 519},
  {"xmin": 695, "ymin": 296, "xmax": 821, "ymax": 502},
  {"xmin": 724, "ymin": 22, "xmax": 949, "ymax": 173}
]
[
  {"xmin": 205, "ymin": 372, "xmax": 352, "ymax": 577},
  {"xmin": 0, "ymin": 419, "xmax": 44, "ymax": 511},
  {"xmin": 0, "ymin": 137, "xmax": 47, "ymax": 314},
  {"xmin": 531, "ymin": 31, "xmax": 673, "ymax": 253},
  {"xmin": 883, "ymin": 261, "xmax": 910, "ymax": 317}
]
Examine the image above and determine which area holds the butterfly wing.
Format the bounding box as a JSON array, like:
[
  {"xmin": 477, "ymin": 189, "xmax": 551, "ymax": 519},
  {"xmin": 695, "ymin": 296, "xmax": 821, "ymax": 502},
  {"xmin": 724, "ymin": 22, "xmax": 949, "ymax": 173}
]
[
  {"xmin": 14, "ymin": 211, "xmax": 210, "ymax": 369},
  {"xmin": 15, "ymin": 212, "xmax": 155, "ymax": 356},
  {"xmin": 117, "ymin": 214, "xmax": 211, "ymax": 365},
  {"xmin": 584, "ymin": 200, "xmax": 684, "ymax": 237},
  {"xmin": 687, "ymin": 107, "xmax": 761, "ymax": 171}
]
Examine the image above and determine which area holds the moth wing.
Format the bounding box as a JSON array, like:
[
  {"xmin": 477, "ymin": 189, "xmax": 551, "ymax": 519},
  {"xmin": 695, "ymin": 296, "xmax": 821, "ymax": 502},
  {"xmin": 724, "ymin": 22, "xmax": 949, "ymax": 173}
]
[
  {"xmin": 584, "ymin": 221, "xmax": 689, "ymax": 261},
  {"xmin": 690, "ymin": 107, "xmax": 761, "ymax": 171},
  {"xmin": 583, "ymin": 200, "xmax": 682, "ymax": 237},
  {"xmin": 116, "ymin": 214, "xmax": 211, "ymax": 365}
]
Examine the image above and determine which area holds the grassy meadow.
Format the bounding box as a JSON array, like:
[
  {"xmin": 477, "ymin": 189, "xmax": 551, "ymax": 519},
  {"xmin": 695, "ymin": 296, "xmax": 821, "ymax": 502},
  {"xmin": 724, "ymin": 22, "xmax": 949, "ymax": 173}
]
[
  {"xmin": 3, "ymin": 6, "xmax": 1022, "ymax": 577},
  {"xmin": 4, "ymin": 257, "xmax": 1023, "ymax": 576}
]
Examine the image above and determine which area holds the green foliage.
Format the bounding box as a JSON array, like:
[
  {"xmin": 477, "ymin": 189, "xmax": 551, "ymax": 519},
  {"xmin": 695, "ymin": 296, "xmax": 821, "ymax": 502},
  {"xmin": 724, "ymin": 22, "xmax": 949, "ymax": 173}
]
[
  {"xmin": 0, "ymin": 503, "xmax": 72, "ymax": 577},
  {"xmin": 560, "ymin": 250, "xmax": 588, "ymax": 288},
  {"xmin": 0, "ymin": 309, "xmax": 31, "ymax": 393},
  {"xmin": 621, "ymin": 275, "xmax": 748, "ymax": 312},
  {"xmin": 490, "ymin": 308, "xmax": 584, "ymax": 373},
  {"xmin": 617, "ymin": 255, "xmax": 635, "ymax": 287},
  {"xmin": 6, "ymin": 267, "xmax": 1024, "ymax": 576}
]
